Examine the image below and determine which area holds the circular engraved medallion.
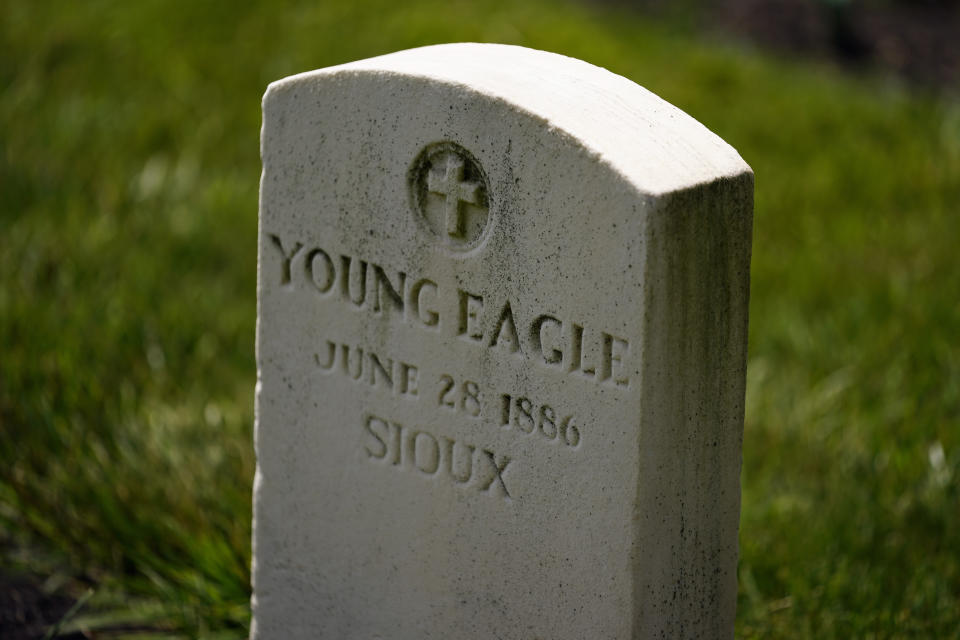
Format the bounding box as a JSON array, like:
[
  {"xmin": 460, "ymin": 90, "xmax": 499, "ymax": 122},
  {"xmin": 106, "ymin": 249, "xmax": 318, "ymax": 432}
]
[{"xmin": 409, "ymin": 142, "xmax": 491, "ymax": 252}]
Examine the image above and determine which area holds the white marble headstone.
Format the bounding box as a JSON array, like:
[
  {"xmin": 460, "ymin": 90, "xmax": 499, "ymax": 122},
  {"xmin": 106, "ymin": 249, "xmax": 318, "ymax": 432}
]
[{"xmin": 253, "ymin": 43, "xmax": 753, "ymax": 639}]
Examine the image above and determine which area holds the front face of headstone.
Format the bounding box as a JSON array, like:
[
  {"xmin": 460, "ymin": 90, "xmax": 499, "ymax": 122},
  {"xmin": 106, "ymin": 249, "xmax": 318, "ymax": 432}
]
[{"xmin": 255, "ymin": 45, "xmax": 751, "ymax": 639}]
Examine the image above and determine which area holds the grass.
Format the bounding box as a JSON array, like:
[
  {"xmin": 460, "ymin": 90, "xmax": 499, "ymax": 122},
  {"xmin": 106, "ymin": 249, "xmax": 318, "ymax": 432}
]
[{"xmin": 1, "ymin": 0, "xmax": 958, "ymax": 637}]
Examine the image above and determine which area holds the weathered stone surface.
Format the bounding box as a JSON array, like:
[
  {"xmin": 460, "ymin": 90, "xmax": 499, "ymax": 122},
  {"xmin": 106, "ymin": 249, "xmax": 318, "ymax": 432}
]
[{"xmin": 253, "ymin": 43, "xmax": 752, "ymax": 639}]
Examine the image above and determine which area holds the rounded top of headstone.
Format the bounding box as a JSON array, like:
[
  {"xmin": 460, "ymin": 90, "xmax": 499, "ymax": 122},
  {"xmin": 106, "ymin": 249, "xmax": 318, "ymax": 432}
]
[{"xmin": 264, "ymin": 43, "xmax": 751, "ymax": 197}]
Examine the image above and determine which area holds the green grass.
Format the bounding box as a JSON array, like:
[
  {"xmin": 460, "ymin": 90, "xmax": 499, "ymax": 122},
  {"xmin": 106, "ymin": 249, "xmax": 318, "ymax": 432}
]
[{"xmin": 1, "ymin": 0, "xmax": 958, "ymax": 637}]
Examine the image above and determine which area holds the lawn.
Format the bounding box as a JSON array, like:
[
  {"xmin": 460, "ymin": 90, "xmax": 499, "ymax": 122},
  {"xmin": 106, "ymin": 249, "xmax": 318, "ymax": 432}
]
[{"xmin": 1, "ymin": 0, "xmax": 958, "ymax": 637}]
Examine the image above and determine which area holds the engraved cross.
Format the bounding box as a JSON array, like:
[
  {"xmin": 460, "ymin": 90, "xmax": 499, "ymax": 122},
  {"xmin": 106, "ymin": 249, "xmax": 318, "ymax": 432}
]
[{"xmin": 427, "ymin": 155, "xmax": 481, "ymax": 238}]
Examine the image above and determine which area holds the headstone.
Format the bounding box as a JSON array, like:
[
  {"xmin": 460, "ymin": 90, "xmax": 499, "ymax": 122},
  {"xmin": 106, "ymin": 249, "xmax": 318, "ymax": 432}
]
[{"xmin": 253, "ymin": 43, "xmax": 752, "ymax": 639}]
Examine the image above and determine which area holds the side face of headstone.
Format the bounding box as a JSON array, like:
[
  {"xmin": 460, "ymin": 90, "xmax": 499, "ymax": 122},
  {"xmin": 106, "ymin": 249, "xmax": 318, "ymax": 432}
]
[{"xmin": 253, "ymin": 44, "xmax": 752, "ymax": 640}]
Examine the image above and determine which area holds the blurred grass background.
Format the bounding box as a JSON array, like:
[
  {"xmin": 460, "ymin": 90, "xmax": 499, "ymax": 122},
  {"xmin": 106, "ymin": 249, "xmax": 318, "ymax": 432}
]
[{"xmin": 1, "ymin": 0, "xmax": 958, "ymax": 637}]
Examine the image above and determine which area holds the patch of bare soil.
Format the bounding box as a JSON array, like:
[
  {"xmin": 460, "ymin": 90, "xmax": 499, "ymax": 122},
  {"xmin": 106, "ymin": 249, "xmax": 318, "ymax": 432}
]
[
  {"xmin": 613, "ymin": 0, "xmax": 960, "ymax": 89},
  {"xmin": 0, "ymin": 573, "xmax": 86, "ymax": 640}
]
